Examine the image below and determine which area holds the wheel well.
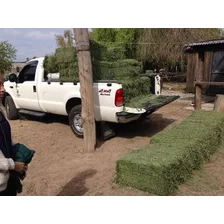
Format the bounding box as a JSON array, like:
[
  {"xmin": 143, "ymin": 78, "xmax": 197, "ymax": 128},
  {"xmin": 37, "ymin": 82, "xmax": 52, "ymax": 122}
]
[
  {"xmin": 66, "ymin": 98, "xmax": 81, "ymax": 114},
  {"xmin": 2, "ymin": 92, "xmax": 10, "ymax": 106}
]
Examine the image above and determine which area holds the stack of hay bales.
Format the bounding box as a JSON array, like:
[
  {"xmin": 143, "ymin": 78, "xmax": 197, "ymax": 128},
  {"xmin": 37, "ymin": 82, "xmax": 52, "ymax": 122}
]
[
  {"xmin": 116, "ymin": 111, "xmax": 224, "ymax": 195},
  {"xmin": 43, "ymin": 40, "xmax": 151, "ymax": 104},
  {"xmin": 44, "ymin": 46, "xmax": 78, "ymax": 83}
]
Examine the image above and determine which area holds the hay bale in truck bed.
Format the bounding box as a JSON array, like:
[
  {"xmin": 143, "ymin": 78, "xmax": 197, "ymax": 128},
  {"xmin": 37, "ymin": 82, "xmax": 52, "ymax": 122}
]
[{"xmin": 43, "ymin": 44, "xmax": 151, "ymax": 104}]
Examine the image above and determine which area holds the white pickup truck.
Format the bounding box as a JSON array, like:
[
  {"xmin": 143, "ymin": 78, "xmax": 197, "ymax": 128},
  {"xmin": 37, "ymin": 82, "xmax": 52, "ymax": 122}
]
[{"xmin": 2, "ymin": 57, "xmax": 179, "ymax": 138}]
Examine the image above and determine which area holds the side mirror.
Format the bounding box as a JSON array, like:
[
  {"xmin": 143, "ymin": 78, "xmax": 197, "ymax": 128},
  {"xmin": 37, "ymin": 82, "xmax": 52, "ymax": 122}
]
[{"xmin": 9, "ymin": 73, "xmax": 18, "ymax": 83}]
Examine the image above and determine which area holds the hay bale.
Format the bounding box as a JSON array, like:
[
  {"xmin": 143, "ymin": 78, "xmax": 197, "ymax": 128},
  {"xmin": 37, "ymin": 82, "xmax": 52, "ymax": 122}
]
[
  {"xmin": 92, "ymin": 61, "xmax": 114, "ymax": 80},
  {"xmin": 43, "ymin": 45, "xmax": 146, "ymax": 98},
  {"xmin": 43, "ymin": 55, "xmax": 59, "ymax": 74},
  {"xmin": 116, "ymin": 111, "xmax": 224, "ymax": 195},
  {"xmin": 121, "ymin": 77, "xmax": 151, "ymax": 103},
  {"xmin": 90, "ymin": 40, "xmax": 108, "ymax": 61},
  {"xmin": 112, "ymin": 59, "xmax": 141, "ymax": 80},
  {"xmin": 55, "ymin": 47, "xmax": 77, "ymax": 64},
  {"xmin": 105, "ymin": 47, "xmax": 126, "ymax": 61}
]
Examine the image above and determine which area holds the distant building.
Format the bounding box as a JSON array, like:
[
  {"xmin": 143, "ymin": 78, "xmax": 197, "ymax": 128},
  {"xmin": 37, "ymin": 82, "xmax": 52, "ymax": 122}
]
[
  {"xmin": 11, "ymin": 61, "xmax": 26, "ymax": 73},
  {"xmin": 184, "ymin": 38, "xmax": 224, "ymax": 95},
  {"xmin": 5, "ymin": 61, "xmax": 26, "ymax": 75}
]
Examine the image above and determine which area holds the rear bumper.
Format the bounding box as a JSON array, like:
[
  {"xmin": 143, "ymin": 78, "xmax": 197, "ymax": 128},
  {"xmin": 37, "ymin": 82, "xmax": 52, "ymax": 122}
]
[{"xmin": 116, "ymin": 111, "xmax": 141, "ymax": 123}]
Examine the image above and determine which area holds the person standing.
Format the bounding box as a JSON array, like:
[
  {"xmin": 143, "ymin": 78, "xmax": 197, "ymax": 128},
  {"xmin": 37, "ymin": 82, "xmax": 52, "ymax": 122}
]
[
  {"xmin": 0, "ymin": 75, "xmax": 5, "ymax": 101},
  {"xmin": 0, "ymin": 90, "xmax": 27, "ymax": 196}
]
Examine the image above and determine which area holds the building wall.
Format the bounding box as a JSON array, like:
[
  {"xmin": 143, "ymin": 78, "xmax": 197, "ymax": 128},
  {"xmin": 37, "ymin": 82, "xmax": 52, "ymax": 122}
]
[
  {"xmin": 9, "ymin": 62, "xmax": 26, "ymax": 74},
  {"xmin": 186, "ymin": 53, "xmax": 198, "ymax": 93},
  {"xmin": 186, "ymin": 51, "xmax": 213, "ymax": 93}
]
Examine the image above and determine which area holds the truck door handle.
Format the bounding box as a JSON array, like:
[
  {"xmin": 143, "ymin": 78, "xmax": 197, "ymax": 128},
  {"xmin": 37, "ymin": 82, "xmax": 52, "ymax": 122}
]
[{"xmin": 33, "ymin": 85, "xmax": 36, "ymax": 92}]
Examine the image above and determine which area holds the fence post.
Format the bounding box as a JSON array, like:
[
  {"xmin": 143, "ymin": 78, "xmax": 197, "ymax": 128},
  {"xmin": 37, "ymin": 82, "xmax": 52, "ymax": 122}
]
[{"xmin": 195, "ymin": 84, "xmax": 202, "ymax": 111}]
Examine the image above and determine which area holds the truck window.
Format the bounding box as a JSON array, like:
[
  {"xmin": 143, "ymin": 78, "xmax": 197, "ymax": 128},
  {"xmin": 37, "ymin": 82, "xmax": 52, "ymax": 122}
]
[{"xmin": 18, "ymin": 61, "xmax": 38, "ymax": 83}]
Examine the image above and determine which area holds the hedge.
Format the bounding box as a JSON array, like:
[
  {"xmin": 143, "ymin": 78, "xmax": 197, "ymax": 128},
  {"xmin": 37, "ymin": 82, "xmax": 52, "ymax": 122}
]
[{"xmin": 116, "ymin": 111, "xmax": 224, "ymax": 195}]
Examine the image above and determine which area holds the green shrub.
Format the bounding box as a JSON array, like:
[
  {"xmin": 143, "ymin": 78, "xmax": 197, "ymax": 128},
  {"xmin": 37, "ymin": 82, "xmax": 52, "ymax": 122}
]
[{"xmin": 116, "ymin": 111, "xmax": 224, "ymax": 195}]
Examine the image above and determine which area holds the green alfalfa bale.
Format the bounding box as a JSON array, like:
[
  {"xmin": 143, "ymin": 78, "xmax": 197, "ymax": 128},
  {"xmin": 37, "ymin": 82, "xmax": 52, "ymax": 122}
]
[
  {"xmin": 105, "ymin": 47, "xmax": 126, "ymax": 61},
  {"xmin": 90, "ymin": 40, "xmax": 108, "ymax": 61},
  {"xmin": 116, "ymin": 138, "xmax": 220, "ymax": 195},
  {"xmin": 112, "ymin": 59, "xmax": 141, "ymax": 80},
  {"xmin": 92, "ymin": 61, "xmax": 114, "ymax": 80},
  {"xmin": 121, "ymin": 77, "xmax": 151, "ymax": 103},
  {"xmin": 59, "ymin": 67, "xmax": 79, "ymax": 82},
  {"xmin": 116, "ymin": 111, "xmax": 224, "ymax": 195},
  {"xmin": 57, "ymin": 59, "xmax": 78, "ymax": 82},
  {"xmin": 151, "ymin": 111, "xmax": 224, "ymax": 145},
  {"xmin": 55, "ymin": 46, "xmax": 77, "ymax": 64},
  {"xmin": 116, "ymin": 144, "xmax": 192, "ymax": 195},
  {"xmin": 120, "ymin": 79, "xmax": 137, "ymax": 103},
  {"xmin": 43, "ymin": 54, "xmax": 59, "ymax": 74}
]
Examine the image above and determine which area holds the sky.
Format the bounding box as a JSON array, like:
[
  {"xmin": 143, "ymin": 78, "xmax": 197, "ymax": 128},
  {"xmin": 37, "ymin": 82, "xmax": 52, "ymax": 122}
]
[{"xmin": 0, "ymin": 28, "xmax": 73, "ymax": 62}]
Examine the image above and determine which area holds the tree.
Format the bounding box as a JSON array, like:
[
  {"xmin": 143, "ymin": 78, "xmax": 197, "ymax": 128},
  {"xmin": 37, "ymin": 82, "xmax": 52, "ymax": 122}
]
[
  {"xmin": 115, "ymin": 28, "xmax": 140, "ymax": 58},
  {"xmin": 92, "ymin": 28, "xmax": 140, "ymax": 59},
  {"xmin": 0, "ymin": 41, "xmax": 17, "ymax": 74},
  {"xmin": 55, "ymin": 29, "xmax": 74, "ymax": 47},
  {"xmin": 137, "ymin": 28, "xmax": 222, "ymax": 70},
  {"xmin": 91, "ymin": 28, "xmax": 117, "ymax": 47}
]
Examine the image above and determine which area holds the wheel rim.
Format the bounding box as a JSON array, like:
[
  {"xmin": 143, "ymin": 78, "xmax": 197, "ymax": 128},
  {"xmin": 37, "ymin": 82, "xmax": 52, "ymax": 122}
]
[
  {"xmin": 73, "ymin": 114, "xmax": 83, "ymax": 133},
  {"xmin": 6, "ymin": 103, "xmax": 9, "ymax": 116}
]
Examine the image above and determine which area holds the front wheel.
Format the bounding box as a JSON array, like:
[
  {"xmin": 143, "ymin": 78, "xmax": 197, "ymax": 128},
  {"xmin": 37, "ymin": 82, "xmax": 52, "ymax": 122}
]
[
  {"xmin": 5, "ymin": 96, "xmax": 19, "ymax": 120},
  {"xmin": 69, "ymin": 105, "xmax": 83, "ymax": 138}
]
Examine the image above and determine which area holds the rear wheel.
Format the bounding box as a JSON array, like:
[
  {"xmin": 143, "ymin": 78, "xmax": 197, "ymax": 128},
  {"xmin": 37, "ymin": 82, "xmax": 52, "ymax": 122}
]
[
  {"xmin": 5, "ymin": 96, "xmax": 19, "ymax": 120},
  {"xmin": 69, "ymin": 105, "xmax": 83, "ymax": 138}
]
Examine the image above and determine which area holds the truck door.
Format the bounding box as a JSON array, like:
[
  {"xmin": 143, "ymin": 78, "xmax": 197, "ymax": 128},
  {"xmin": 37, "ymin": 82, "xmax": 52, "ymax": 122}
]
[{"xmin": 15, "ymin": 60, "xmax": 41, "ymax": 111}]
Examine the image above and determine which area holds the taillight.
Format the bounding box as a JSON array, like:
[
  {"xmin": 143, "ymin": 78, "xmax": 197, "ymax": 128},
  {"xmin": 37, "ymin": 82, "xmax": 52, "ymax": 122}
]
[{"xmin": 115, "ymin": 88, "xmax": 124, "ymax": 107}]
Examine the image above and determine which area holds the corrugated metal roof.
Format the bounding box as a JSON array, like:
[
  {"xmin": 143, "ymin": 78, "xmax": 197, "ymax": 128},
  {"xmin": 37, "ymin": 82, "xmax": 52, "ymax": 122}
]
[{"xmin": 185, "ymin": 38, "xmax": 224, "ymax": 47}]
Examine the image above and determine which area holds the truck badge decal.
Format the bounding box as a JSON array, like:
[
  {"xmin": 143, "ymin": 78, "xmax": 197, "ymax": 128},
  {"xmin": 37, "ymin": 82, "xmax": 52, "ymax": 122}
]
[{"xmin": 99, "ymin": 89, "xmax": 111, "ymax": 96}]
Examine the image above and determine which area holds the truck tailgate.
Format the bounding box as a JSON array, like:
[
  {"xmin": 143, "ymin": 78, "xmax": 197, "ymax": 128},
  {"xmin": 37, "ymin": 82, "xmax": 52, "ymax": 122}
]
[{"xmin": 125, "ymin": 94, "xmax": 180, "ymax": 114}]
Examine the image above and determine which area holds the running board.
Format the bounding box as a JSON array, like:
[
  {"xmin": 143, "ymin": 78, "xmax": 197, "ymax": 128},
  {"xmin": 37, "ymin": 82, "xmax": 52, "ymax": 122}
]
[{"xmin": 18, "ymin": 109, "xmax": 46, "ymax": 117}]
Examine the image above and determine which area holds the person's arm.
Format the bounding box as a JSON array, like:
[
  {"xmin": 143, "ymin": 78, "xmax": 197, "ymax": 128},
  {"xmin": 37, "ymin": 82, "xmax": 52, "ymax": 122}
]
[
  {"xmin": 0, "ymin": 151, "xmax": 15, "ymax": 171},
  {"xmin": 0, "ymin": 150, "xmax": 26, "ymax": 172}
]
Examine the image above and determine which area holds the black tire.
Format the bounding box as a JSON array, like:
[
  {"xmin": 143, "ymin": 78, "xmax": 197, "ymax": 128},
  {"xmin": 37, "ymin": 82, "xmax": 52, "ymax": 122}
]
[
  {"xmin": 69, "ymin": 105, "xmax": 83, "ymax": 138},
  {"xmin": 5, "ymin": 96, "xmax": 19, "ymax": 120}
]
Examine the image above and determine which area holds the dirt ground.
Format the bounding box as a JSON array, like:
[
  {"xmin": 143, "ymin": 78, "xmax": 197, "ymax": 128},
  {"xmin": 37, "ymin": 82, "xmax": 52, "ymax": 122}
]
[
  {"xmin": 177, "ymin": 146, "xmax": 224, "ymax": 196},
  {"xmin": 1, "ymin": 94, "xmax": 192, "ymax": 196}
]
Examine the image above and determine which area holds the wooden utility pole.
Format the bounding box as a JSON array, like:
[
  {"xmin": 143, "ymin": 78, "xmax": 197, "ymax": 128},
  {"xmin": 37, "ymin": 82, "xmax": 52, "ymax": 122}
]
[{"xmin": 73, "ymin": 28, "xmax": 96, "ymax": 152}]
